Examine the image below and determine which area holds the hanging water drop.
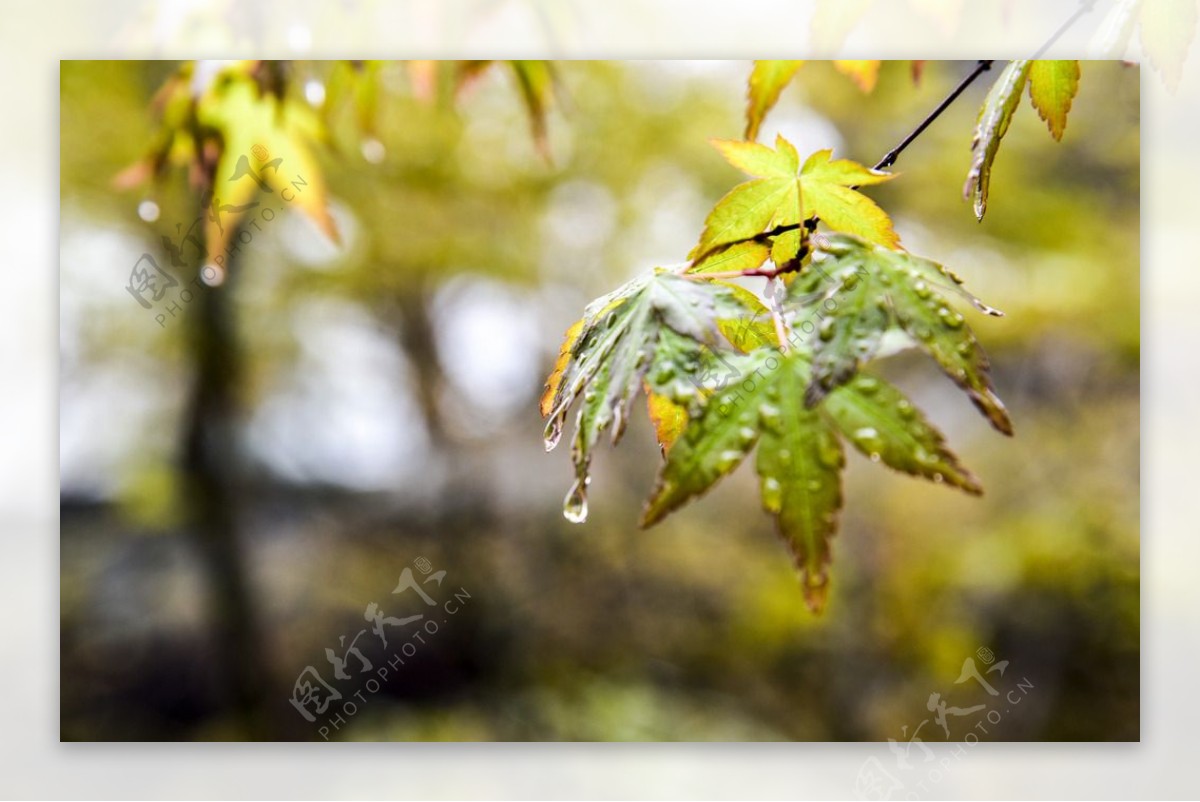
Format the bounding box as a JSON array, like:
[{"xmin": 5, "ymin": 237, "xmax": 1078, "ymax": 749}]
[
  {"xmin": 912, "ymin": 280, "xmax": 931, "ymax": 299},
  {"xmin": 543, "ymin": 411, "xmax": 566, "ymax": 451},
  {"xmin": 563, "ymin": 479, "xmax": 589, "ymax": 523},
  {"xmin": 137, "ymin": 199, "xmax": 160, "ymax": 222}
]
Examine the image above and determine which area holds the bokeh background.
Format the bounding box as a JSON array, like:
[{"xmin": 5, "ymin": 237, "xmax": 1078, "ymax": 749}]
[{"xmin": 59, "ymin": 59, "xmax": 1138, "ymax": 742}]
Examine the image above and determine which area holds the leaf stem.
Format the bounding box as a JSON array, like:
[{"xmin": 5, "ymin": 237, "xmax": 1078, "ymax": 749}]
[
  {"xmin": 1031, "ymin": 0, "xmax": 1098, "ymax": 59},
  {"xmin": 767, "ymin": 278, "xmax": 791, "ymax": 351}
]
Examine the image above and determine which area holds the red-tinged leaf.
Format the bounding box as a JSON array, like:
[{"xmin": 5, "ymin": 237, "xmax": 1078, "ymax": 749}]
[{"xmin": 833, "ymin": 60, "xmax": 882, "ymax": 92}]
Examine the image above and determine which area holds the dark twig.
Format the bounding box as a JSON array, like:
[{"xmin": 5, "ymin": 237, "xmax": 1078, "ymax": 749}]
[
  {"xmin": 873, "ymin": 60, "xmax": 993, "ymax": 170},
  {"xmin": 1031, "ymin": 0, "xmax": 1098, "ymax": 59}
]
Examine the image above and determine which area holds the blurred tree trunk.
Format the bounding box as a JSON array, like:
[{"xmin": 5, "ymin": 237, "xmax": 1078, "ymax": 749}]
[
  {"xmin": 394, "ymin": 276, "xmax": 449, "ymax": 448},
  {"xmin": 180, "ymin": 231, "xmax": 276, "ymax": 739}
]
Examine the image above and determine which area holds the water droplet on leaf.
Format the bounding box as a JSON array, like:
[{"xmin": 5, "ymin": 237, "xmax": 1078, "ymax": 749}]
[
  {"xmin": 715, "ymin": 449, "xmax": 744, "ymax": 472},
  {"xmin": 939, "ymin": 307, "xmax": 964, "ymax": 329},
  {"xmin": 761, "ymin": 477, "xmax": 783, "ymax": 512}
]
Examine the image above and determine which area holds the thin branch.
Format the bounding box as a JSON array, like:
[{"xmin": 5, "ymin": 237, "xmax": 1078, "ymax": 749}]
[
  {"xmin": 681, "ymin": 252, "xmax": 808, "ymax": 282},
  {"xmin": 873, "ymin": 60, "xmax": 993, "ymax": 170},
  {"xmin": 767, "ymin": 278, "xmax": 791, "ymax": 352},
  {"xmin": 1031, "ymin": 0, "xmax": 1098, "ymax": 59}
]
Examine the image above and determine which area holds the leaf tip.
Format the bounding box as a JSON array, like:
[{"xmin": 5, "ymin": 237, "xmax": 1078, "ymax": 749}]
[{"xmin": 802, "ymin": 569, "xmax": 830, "ymax": 614}]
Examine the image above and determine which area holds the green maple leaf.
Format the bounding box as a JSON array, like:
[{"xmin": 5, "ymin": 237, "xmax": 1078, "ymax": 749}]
[
  {"xmin": 540, "ymin": 271, "xmax": 761, "ymax": 519},
  {"xmin": 645, "ymin": 282, "xmax": 778, "ymax": 451},
  {"xmin": 800, "ymin": 149, "xmax": 898, "ymax": 247},
  {"xmin": 689, "ymin": 137, "xmax": 896, "ymax": 268},
  {"xmin": 640, "ymin": 348, "xmax": 982, "ymax": 611},
  {"xmin": 1028, "ymin": 60, "xmax": 1081, "ymax": 141},
  {"xmin": 790, "ymin": 234, "xmax": 1012, "ymax": 435},
  {"xmin": 745, "ymin": 60, "xmax": 804, "ymax": 141},
  {"xmin": 964, "ymin": 59, "xmax": 1032, "ymax": 221}
]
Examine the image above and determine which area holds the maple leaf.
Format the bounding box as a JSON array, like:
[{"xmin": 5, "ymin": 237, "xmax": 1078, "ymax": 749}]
[
  {"xmin": 1028, "ymin": 60, "xmax": 1081, "ymax": 141},
  {"xmin": 194, "ymin": 68, "xmax": 340, "ymax": 268},
  {"xmin": 644, "ymin": 282, "xmax": 778, "ymax": 452},
  {"xmin": 323, "ymin": 60, "xmax": 384, "ymax": 134},
  {"xmin": 509, "ymin": 60, "xmax": 557, "ymax": 162},
  {"xmin": 689, "ymin": 136, "xmax": 803, "ymax": 264},
  {"xmin": 689, "ymin": 137, "xmax": 897, "ymax": 268},
  {"xmin": 790, "ymin": 233, "xmax": 1012, "ymax": 435},
  {"xmin": 1139, "ymin": 0, "xmax": 1198, "ymax": 91},
  {"xmin": 639, "ymin": 347, "xmax": 982, "ymax": 612},
  {"xmin": 745, "ymin": 60, "xmax": 804, "ymax": 141},
  {"xmin": 964, "ymin": 59, "xmax": 1031, "ymax": 221},
  {"xmin": 540, "ymin": 271, "xmax": 761, "ymax": 520},
  {"xmin": 833, "ymin": 60, "xmax": 882, "ymax": 92},
  {"xmin": 799, "ymin": 149, "xmax": 898, "ymax": 247}
]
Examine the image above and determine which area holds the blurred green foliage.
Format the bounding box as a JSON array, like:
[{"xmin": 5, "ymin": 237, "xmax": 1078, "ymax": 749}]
[{"xmin": 60, "ymin": 60, "xmax": 1137, "ymax": 741}]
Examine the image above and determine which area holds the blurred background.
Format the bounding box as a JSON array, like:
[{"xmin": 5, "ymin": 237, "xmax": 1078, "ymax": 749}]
[{"xmin": 59, "ymin": 59, "xmax": 1138, "ymax": 742}]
